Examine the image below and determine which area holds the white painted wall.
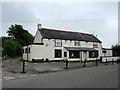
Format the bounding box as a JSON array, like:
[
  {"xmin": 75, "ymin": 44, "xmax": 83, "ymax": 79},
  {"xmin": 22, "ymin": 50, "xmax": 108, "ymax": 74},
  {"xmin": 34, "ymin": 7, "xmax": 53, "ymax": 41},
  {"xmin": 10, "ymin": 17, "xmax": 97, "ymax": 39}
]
[
  {"xmin": 102, "ymin": 56, "xmax": 118, "ymax": 62},
  {"xmin": 34, "ymin": 30, "xmax": 42, "ymax": 43},
  {"xmin": 23, "ymin": 32, "xmax": 103, "ymax": 61},
  {"xmin": 101, "ymin": 49, "xmax": 113, "ymax": 57}
]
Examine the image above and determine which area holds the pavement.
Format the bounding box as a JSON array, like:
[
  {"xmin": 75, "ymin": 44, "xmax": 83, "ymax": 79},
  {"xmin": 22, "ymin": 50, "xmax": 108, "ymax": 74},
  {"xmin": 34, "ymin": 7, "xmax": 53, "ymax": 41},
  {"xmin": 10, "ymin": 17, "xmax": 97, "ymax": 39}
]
[
  {"xmin": 2, "ymin": 57, "xmax": 119, "ymax": 81},
  {"xmin": 2, "ymin": 64, "xmax": 119, "ymax": 88}
]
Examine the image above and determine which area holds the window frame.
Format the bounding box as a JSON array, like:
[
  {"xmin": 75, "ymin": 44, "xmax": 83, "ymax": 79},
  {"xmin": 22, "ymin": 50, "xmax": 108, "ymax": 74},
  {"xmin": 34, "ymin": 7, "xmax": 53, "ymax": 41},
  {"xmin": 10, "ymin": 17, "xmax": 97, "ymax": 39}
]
[
  {"xmin": 89, "ymin": 51, "xmax": 98, "ymax": 58},
  {"xmin": 55, "ymin": 49, "xmax": 62, "ymax": 58},
  {"xmin": 25, "ymin": 48, "xmax": 28, "ymax": 53},
  {"xmin": 74, "ymin": 40, "xmax": 80, "ymax": 46},
  {"xmin": 93, "ymin": 42, "xmax": 98, "ymax": 48},
  {"xmin": 55, "ymin": 39, "xmax": 62, "ymax": 47},
  {"xmin": 69, "ymin": 51, "xmax": 80, "ymax": 58}
]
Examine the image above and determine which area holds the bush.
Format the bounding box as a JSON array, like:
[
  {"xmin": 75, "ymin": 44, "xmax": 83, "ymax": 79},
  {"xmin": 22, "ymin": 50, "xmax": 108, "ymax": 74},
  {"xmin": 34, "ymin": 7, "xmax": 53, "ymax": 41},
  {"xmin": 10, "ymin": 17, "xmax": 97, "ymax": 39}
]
[{"xmin": 4, "ymin": 40, "xmax": 22, "ymax": 57}]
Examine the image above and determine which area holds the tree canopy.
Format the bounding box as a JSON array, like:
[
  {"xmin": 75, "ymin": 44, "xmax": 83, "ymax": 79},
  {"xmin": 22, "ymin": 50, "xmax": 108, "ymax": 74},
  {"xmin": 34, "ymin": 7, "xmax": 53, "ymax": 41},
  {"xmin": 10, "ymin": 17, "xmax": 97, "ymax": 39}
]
[
  {"xmin": 112, "ymin": 44, "xmax": 120, "ymax": 56},
  {"xmin": 3, "ymin": 40, "xmax": 22, "ymax": 57},
  {"xmin": 7, "ymin": 24, "xmax": 34, "ymax": 46}
]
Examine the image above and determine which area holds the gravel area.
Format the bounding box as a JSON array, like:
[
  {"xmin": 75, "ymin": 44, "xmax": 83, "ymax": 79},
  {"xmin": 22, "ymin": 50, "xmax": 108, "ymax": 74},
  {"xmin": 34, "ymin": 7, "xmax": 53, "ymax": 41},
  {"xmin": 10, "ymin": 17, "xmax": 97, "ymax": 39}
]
[{"xmin": 2, "ymin": 58, "xmax": 118, "ymax": 75}]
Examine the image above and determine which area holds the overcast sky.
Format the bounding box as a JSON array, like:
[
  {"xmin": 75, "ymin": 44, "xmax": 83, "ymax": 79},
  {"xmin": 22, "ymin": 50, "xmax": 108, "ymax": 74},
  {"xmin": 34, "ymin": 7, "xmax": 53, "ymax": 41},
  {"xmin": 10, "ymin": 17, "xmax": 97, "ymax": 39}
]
[{"xmin": 1, "ymin": 2, "xmax": 118, "ymax": 48}]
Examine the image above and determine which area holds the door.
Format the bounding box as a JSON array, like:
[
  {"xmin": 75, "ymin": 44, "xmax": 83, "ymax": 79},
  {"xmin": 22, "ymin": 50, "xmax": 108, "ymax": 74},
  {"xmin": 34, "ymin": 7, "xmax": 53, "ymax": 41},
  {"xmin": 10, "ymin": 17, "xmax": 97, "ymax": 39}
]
[{"xmin": 83, "ymin": 51, "xmax": 87, "ymax": 60}]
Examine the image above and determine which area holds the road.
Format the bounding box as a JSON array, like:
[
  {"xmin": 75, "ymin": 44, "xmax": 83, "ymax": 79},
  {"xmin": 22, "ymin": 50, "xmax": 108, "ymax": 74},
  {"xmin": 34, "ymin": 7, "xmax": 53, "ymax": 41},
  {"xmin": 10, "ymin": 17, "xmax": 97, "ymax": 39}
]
[{"xmin": 3, "ymin": 64, "xmax": 118, "ymax": 88}]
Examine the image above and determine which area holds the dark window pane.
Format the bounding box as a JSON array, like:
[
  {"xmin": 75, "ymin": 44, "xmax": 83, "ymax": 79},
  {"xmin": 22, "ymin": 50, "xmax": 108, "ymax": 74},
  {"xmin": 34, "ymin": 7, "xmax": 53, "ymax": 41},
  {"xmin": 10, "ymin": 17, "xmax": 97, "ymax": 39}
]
[
  {"xmin": 55, "ymin": 49, "xmax": 62, "ymax": 58},
  {"xmin": 89, "ymin": 51, "xmax": 98, "ymax": 58},
  {"xmin": 23, "ymin": 49, "xmax": 24, "ymax": 53},
  {"xmin": 28, "ymin": 47, "xmax": 30, "ymax": 53},
  {"xmin": 25, "ymin": 48, "xmax": 28, "ymax": 53},
  {"xmin": 69, "ymin": 51, "xmax": 80, "ymax": 58},
  {"xmin": 64, "ymin": 52, "xmax": 67, "ymax": 57}
]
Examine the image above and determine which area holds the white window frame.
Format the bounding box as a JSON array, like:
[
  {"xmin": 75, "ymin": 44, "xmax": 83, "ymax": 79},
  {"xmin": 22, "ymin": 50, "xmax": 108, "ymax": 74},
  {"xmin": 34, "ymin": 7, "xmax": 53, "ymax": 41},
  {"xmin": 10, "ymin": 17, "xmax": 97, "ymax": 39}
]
[
  {"xmin": 93, "ymin": 42, "xmax": 98, "ymax": 48},
  {"xmin": 55, "ymin": 39, "xmax": 62, "ymax": 47},
  {"xmin": 74, "ymin": 40, "xmax": 80, "ymax": 46}
]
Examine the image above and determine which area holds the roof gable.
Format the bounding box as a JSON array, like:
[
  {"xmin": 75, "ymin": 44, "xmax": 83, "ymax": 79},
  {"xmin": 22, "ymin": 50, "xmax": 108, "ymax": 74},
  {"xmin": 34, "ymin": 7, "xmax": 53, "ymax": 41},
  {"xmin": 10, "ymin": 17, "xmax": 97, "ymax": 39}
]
[{"xmin": 39, "ymin": 28, "xmax": 102, "ymax": 43}]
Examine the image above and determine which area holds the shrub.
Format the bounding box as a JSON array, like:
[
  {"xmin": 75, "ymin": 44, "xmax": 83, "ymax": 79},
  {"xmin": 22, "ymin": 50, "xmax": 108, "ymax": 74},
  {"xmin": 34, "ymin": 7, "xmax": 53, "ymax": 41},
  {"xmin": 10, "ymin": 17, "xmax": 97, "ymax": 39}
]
[{"xmin": 4, "ymin": 40, "xmax": 22, "ymax": 57}]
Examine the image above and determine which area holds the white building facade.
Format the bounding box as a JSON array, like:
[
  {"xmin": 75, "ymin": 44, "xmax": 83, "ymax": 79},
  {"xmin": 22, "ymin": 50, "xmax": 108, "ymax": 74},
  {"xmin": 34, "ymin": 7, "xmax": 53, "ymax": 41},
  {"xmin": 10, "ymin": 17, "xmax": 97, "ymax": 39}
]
[{"xmin": 23, "ymin": 24, "xmax": 113, "ymax": 62}]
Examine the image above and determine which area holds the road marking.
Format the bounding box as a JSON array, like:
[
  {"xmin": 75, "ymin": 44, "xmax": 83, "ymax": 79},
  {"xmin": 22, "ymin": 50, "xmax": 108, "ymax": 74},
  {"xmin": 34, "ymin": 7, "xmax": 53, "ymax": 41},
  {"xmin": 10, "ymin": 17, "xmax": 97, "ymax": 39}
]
[
  {"xmin": 30, "ymin": 74, "xmax": 38, "ymax": 77},
  {"xmin": 18, "ymin": 75, "xmax": 27, "ymax": 78},
  {"xmin": 3, "ymin": 76, "xmax": 15, "ymax": 80},
  {"xmin": 0, "ymin": 79, "xmax": 2, "ymax": 81}
]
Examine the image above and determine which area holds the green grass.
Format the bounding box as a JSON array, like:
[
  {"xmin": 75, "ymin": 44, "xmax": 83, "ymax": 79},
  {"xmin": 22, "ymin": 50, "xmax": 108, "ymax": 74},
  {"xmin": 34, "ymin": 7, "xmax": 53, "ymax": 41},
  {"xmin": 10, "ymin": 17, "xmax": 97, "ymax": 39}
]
[
  {"xmin": 2, "ymin": 56, "xmax": 22, "ymax": 61},
  {"xmin": 2, "ymin": 56, "xmax": 12, "ymax": 60}
]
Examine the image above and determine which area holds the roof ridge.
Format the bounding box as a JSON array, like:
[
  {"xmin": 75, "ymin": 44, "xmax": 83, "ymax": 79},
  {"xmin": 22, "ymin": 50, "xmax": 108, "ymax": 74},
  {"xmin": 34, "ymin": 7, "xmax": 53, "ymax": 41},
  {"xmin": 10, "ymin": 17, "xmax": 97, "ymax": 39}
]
[{"xmin": 41, "ymin": 28, "xmax": 92, "ymax": 35}]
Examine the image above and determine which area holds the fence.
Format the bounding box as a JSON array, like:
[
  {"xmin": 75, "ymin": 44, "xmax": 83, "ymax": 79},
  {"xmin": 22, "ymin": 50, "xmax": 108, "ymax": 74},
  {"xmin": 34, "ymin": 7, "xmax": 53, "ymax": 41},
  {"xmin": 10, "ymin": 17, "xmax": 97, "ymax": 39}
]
[{"xmin": 101, "ymin": 56, "xmax": 119, "ymax": 62}]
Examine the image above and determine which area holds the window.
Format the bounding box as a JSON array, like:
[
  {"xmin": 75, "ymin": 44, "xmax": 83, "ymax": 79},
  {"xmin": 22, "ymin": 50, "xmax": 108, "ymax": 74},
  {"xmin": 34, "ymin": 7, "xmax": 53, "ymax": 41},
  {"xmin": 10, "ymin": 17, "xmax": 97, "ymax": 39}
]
[
  {"xmin": 23, "ymin": 49, "xmax": 24, "ymax": 53},
  {"xmin": 28, "ymin": 47, "xmax": 30, "ymax": 53},
  {"xmin": 69, "ymin": 51, "xmax": 80, "ymax": 58},
  {"xmin": 93, "ymin": 42, "xmax": 98, "ymax": 48},
  {"xmin": 89, "ymin": 51, "xmax": 98, "ymax": 58},
  {"xmin": 64, "ymin": 52, "xmax": 67, "ymax": 57},
  {"xmin": 55, "ymin": 39, "xmax": 62, "ymax": 47},
  {"xmin": 25, "ymin": 48, "xmax": 28, "ymax": 53},
  {"xmin": 74, "ymin": 41, "xmax": 80, "ymax": 46},
  {"xmin": 25, "ymin": 47, "xmax": 30, "ymax": 53},
  {"xmin": 55, "ymin": 49, "xmax": 62, "ymax": 58}
]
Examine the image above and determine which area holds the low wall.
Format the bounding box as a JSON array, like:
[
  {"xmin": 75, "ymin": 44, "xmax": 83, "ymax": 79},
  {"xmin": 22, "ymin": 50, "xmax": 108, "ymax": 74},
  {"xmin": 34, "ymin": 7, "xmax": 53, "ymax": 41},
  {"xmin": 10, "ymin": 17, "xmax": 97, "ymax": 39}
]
[{"xmin": 102, "ymin": 56, "xmax": 119, "ymax": 62}]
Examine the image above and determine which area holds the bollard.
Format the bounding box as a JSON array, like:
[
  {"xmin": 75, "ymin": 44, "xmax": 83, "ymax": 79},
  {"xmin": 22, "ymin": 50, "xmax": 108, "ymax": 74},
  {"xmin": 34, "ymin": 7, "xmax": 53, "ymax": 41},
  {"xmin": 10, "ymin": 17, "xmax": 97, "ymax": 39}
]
[
  {"xmin": 83, "ymin": 59, "xmax": 86, "ymax": 67},
  {"xmin": 117, "ymin": 59, "xmax": 119, "ymax": 64},
  {"xmin": 96, "ymin": 59, "xmax": 98, "ymax": 66},
  {"xmin": 105, "ymin": 59, "xmax": 107, "ymax": 65},
  {"xmin": 21, "ymin": 60, "xmax": 26, "ymax": 73},
  {"xmin": 112, "ymin": 59, "xmax": 114, "ymax": 65},
  {"xmin": 65, "ymin": 59, "xmax": 68, "ymax": 69}
]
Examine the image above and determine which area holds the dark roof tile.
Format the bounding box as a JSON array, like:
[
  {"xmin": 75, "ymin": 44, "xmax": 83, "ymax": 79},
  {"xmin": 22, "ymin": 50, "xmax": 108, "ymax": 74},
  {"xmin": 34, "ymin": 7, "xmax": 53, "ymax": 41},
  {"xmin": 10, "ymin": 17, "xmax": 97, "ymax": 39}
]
[{"xmin": 39, "ymin": 28, "xmax": 102, "ymax": 43}]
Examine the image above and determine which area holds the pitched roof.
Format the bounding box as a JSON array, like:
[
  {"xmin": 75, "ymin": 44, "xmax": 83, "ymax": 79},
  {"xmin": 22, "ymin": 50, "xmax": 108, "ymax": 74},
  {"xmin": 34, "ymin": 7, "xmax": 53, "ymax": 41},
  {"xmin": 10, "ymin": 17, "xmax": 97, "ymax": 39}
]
[{"xmin": 39, "ymin": 28, "xmax": 102, "ymax": 43}]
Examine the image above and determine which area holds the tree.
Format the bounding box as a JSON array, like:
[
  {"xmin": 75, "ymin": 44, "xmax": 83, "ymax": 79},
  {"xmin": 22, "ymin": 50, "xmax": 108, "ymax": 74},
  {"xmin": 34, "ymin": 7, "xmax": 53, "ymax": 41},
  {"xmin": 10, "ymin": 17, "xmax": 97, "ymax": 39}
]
[
  {"xmin": 3, "ymin": 40, "xmax": 22, "ymax": 57},
  {"xmin": 7, "ymin": 24, "xmax": 34, "ymax": 46},
  {"xmin": 112, "ymin": 44, "xmax": 120, "ymax": 56}
]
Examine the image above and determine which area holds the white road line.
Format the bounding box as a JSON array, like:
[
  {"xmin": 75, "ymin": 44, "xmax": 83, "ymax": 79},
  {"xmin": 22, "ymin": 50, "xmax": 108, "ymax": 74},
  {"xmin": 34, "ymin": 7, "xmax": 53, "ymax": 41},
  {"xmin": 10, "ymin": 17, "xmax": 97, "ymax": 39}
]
[
  {"xmin": 18, "ymin": 75, "xmax": 27, "ymax": 78},
  {"xmin": 30, "ymin": 74, "xmax": 38, "ymax": 77},
  {"xmin": 3, "ymin": 76, "xmax": 15, "ymax": 80},
  {"xmin": 0, "ymin": 79, "xmax": 2, "ymax": 81}
]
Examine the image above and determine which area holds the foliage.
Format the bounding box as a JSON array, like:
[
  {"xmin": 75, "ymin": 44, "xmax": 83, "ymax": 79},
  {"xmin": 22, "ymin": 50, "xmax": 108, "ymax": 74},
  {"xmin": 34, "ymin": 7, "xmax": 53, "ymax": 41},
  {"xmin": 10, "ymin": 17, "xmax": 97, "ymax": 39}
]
[
  {"xmin": 7, "ymin": 24, "xmax": 34, "ymax": 46},
  {"xmin": 0, "ymin": 48, "xmax": 3, "ymax": 51},
  {"xmin": 112, "ymin": 44, "xmax": 120, "ymax": 56},
  {"xmin": 3, "ymin": 40, "xmax": 22, "ymax": 57}
]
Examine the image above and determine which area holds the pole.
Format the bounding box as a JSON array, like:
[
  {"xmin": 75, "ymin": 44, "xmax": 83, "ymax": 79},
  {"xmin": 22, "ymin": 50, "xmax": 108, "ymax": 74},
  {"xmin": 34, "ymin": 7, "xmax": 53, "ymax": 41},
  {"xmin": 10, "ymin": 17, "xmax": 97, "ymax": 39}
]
[
  {"xmin": 21, "ymin": 59, "xmax": 26, "ymax": 73},
  {"xmin": 83, "ymin": 59, "xmax": 86, "ymax": 67},
  {"xmin": 112, "ymin": 59, "xmax": 114, "ymax": 65},
  {"xmin": 27, "ymin": 44, "xmax": 28, "ymax": 62},
  {"xmin": 105, "ymin": 59, "xmax": 107, "ymax": 65},
  {"xmin": 96, "ymin": 59, "xmax": 98, "ymax": 66},
  {"xmin": 117, "ymin": 59, "xmax": 119, "ymax": 64},
  {"xmin": 65, "ymin": 59, "xmax": 68, "ymax": 69}
]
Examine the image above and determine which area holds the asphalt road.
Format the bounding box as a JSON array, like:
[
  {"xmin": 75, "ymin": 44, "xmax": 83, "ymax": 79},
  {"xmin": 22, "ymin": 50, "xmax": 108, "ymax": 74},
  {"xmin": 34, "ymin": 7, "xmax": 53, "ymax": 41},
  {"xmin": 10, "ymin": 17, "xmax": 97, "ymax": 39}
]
[{"xmin": 3, "ymin": 64, "xmax": 118, "ymax": 88}]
